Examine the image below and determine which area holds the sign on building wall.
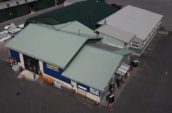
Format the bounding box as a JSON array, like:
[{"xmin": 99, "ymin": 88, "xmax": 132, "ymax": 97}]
[
  {"xmin": 89, "ymin": 88, "xmax": 99, "ymax": 96},
  {"xmin": 77, "ymin": 83, "xmax": 88, "ymax": 91},
  {"xmin": 46, "ymin": 63, "xmax": 59, "ymax": 72},
  {"xmin": 77, "ymin": 82, "xmax": 100, "ymax": 97},
  {"xmin": 78, "ymin": 85, "xmax": 87, "ymax": 91},
  {"xmin": 43, "ymin": 62, "xmax": 71, "ymax": 84}
]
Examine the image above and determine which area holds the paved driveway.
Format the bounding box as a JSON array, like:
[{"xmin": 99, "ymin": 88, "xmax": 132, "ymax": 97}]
[
  {"xmin": 0, "ymin": 42, "xmax": 8, "ymax": 62},
  {"xmin": 106, "ymin": 0, "xmax": 172, "ymax": 31},
  {"xmin": 0, "ymin": 60, "xmax": 110, "ymax": 113},
  {"xmin": 112, "ymin": 32, "xmax": 172, "ymax": 113}
]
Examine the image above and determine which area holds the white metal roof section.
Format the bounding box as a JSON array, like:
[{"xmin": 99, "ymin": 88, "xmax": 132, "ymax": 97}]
[
  {"xmin": 98, "ymin": 5, "xmax": 163, "ymax": 40},
  {"xmin": 6, "ymin": 24, "xmax": 88, "ymax": 69},
  {"xmin": 96, "ymin": 24, "xmax": 135, "ymax": 43},
  {"xmin": 62, "ymin": 44, "xmax": 123, "ymax": 91}
]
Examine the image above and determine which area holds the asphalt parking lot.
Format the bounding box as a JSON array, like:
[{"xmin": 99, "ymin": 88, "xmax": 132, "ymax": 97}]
[
  {"xmin": 0, "ymin": 60, "xmax": 109, "ymax": 113},
  {"xmin": 113, "ymin": 32, "xmax": 172, "ymax": 113},
  {"xmin": 1, "ymin": 1, "xmax": 172, "ymax": 112},
  {"xmin": 0, "ymin": 42, "xmax": 8, "ymax": 62}
]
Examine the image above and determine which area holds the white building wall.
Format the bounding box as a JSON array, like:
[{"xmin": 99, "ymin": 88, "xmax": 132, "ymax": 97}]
[
  {"xmin": 44, "ymin": 72, "xmax": 101, "ymax": 103},
  {"xmin": 71, "ymin": 80, "xmax": 77, "ymax": 92},
  {"xmin": 142, "ymin": 20, "xmax": 161, "ymax": 48},
  {"xmin": 18, "ymin": 53, "xmax": 25, "ymax": 69},
  {"xmin": 39, "ymin": 60, "xmax": 44, "ymax": 76},
  {"xmin": 76, "ymin": 87, "xmax": 100, "ymax": 103},
  {"xmin": 77, "ymin": 88, "xmax": 87, "ymax": 96},
  {"xmin": 86, "ymin": 92, "xmax": 100, "ymax": 103}
]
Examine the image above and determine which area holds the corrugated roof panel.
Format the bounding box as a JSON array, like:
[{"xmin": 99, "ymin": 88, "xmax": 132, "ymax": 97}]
[
  {"xmin": 6, "ymin": 24, "xmax": 87, "ymax": 69},
  {"xmin": 114, "ymin": 49, "xmax": 134, "ymax": 55},
  {"xmin": 56, "ymin": 21, "xmax": 97, "ymax": 37},
  {"xmin": 101, "ymin": 34, "xmax": 125, "ymax": 48},
  {"xmin": 62, "ymin": 44, "xmax": 123, "ymax": 91},
  {"xmin": 54, "ymin": 22, "xmax": 74, "ymax": 30},
  {"xmin": 25, "ymin": 1, "xmax": 118, "ymax": 29},
  {"xmin": 96, "ymin": 24, "xmax": 135, "ymax": 43},
  {"xmin": 38, "ymin": 21, "xmax": 99, "ymax": 39},
  {"xmin": 98, "ymin": 5, "xmax": 163, "ymax": 40}
]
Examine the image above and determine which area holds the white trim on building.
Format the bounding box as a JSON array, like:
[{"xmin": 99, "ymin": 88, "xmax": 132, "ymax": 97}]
[{"xmin": 97, "ymin": 5, "xmax": 163, "ymax": 53}]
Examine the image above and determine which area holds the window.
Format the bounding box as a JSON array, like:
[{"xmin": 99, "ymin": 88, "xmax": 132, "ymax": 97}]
[{"xmin": 131, "ymin": 41, "xmax": 140, "ymax": 49}]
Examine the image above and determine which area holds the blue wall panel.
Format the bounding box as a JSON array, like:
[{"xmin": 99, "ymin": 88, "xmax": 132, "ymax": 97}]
[
  {"xmin": 77, "ymin": 82, "xmax": 89, "ymax": 91},
  {"xmin": 9, "ymin": 49, "xmax": 20, "ymax": 62},
  {"xmin": 43, "ymin": 62, "xmax": 100, "ymax": 96},
  {"xmin": 43, "ymin": 62, "xmax": 71, "ymax": 84}
]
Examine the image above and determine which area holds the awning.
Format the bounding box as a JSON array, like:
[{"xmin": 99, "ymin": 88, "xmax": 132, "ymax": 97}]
[{"xmin": 116, "ymin": 64, "xmax": 130, "ymax": 76}]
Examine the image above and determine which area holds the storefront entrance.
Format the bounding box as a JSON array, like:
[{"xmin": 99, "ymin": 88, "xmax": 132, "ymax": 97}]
[{"xmin": 23, "ymin": 55, "xmax": 39, "ymax": 74}]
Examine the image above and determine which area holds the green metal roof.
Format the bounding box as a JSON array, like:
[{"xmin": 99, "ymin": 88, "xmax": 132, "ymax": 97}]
[
  {"xmin": 55, "ymin": 21, "xmax": 97, "ymax": 37},
  {"xmin": 6, "ymin": 24, "xmax": 89, "ymax": 69},
  {"xmin": 114, "ymin": 49, "xmax": 134, "ymax": 56},
  {"xmin": 25, "ymin": 1, "xmax": 119, "ymax": 29},
  {"xmin": 101, "ymin": 34, "xmax": 125, "ymax": 47},
  {"xmin": 38, "ymin": 21, "xmax": 98, "ymax": 38},
  {"xmin": 62, "ymin": 44, "xmax": 123, "ymax": 91}
]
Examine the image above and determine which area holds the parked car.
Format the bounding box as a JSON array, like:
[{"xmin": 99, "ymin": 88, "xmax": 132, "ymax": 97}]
[
  {"xmin": 0, "ymin": 23, "xmax": 24, "ymax": 42},
  {"xmin": 4, "ymin": 23, "xmax": 22, "ymax": 37},
  {"xmin": 111, "ymin": 3, "xmax": 123, "ymax": 9},
  {"xmin": 18, "ymin": 24, "xmax": 24, "ymax": 29},
  {"xmin": 0, "ymin": 30, "xmax": 11, "ymax": 42}
]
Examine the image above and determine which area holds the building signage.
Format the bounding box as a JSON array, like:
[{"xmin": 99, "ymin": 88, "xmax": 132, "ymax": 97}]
[
  {"xmin": 89, "ymin": 88, "xmax": 99, "ymax": 96},
  {"xmin": 47, "ymin": 64, "xmax": 59, "ymax": 72},
  {"xmin": 77, "ymin": 85, "xmax": 87, "ymax": 91}
]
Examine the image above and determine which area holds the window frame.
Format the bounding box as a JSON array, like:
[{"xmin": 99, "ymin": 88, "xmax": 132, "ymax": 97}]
[{"xmin": 131, "ymin": 41, "xmax": 140, "ymax": 49}]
